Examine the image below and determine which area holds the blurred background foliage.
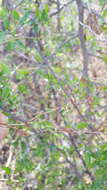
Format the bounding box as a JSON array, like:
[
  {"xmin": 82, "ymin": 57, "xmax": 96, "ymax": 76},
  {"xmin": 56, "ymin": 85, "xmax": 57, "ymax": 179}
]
[{"xmin": 0, "ymin": 0, "xmax": 107, "ymax": 189}]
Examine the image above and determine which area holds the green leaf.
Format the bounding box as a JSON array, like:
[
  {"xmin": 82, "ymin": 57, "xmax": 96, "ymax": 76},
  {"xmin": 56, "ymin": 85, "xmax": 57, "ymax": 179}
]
[
  {"xmin": 16, "ymin": 158, "xmax": 34, "ymax": 171},
  {"xmin": 98, "ymin": 0, "xmax": 106, "ymax": 6},
  {"xmin": 6, "ymin": 41, "xmax": 15, "ymax": 50},
  {"xmin": 44, "ymin": 4, "xmax": 49, "ymax": 14},
  {"xmin": 92, "ymin": 96, "xmax": 101, "ymax": 105},
  {"xmin": 16, "ymin": 68, "xmax": 29, "ymax": 80},
  {"xmin": 0, "ymin": 31, "xmax": 6, "ymax": 44},
  {"xmin": 84, "ymin": 152, "xmax": 91, "ymax": 167},
  {"xmin": 41, "ymin": 9, "xmax": 48, "ymax": 22},
  {"xmin": 100, "ymin": 143, "xmax": 107, "ymax": 150},
  {"xmin": 0, "ymin": 8, "xmax": 8, "ymax": 17},
  {"xmin": 2, "ymin": 86, "xmax": 10, "ymax": 98},
  {"xmin": 12, "ymin": 10, "xmax": 20, "ymax": 21},
  {"xmin": 20, "ymin": 141, "xmax": 27, "ymax": 152},
  {"xmin": 19, "ymin": 11, "xmax": 30, "ymax": 25},
  {"xmin": 101, "ymin": 25, "xmax": 107, "ymax": 32},
  {"xmin": 35, "ymin": 7, "xmax": 41, "ymax": 18},
  {"xmin": 102, "ymin": 86, "xmax": 107, "ymax": 91},
  {"xmin": 100, "ymin": 150, "xmax": 107, "ymax": 160},
  {"xmin": 18, "ymin": 84, "xmax": 27, "ymax": 94},
  {"xmin": 15, "ymin": 40, "xmax": 25, "ymax": 50},
  {"xmin": 35, "ymin": 52, "xmax": 43, "ymax": 62},
  {"xmin": 0, "ymin": 63, "xmax": 10, "ymax": 74},
  {"xmin": 54, "ymin": 66, "xmax": 62, "ymax": 73},
  {"xmin": 102, "ymin": 8, "xmax": 107, "ymax": 17},
  {"xmin": 77, "ymin": 122, "xmax": 88, "ymax": 129},
  {"xmin": 3, "ymin": 16, "xmax": 10, "ymax": 30},
  {"xmin": 2, "ymin": 166, "xmax": 11, "ymax": 174},
  {"xmin": 36, "ymin": 7, "xmax": 49, "ymax": 23},
  {"xmin": 103, "ymin": 54, "xmax": 107, "ymax": 63},
  {"xmin": 6, "ymin": 40, "xmax": 25, "ymax": 51}
]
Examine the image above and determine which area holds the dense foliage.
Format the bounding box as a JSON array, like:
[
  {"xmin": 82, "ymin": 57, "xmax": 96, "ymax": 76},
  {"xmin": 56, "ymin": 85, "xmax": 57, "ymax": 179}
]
[{"xmin": 0, "ymin": 0, "xmax": 107, "ymax": 189}]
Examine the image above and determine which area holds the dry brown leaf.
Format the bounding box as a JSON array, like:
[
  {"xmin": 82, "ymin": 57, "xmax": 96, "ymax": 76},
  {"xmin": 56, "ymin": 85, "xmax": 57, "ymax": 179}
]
[
  {"xmin": 15, "ymin": 129, "xmax": 29, "ymax": 136},
  {"xmin": 0, "ymin": 113, "xmax": 8, "ymax": 140},
  {"xmin": 59, "ymin": 127, "xmax": 77, "ymax": 135},
  {"xmin": 0, "ymin": 182, "xmax": 9, "ymax": 190},
  {"xmin": 86, "ymin": 12, "xmax": 102, "ymax": 35},
  {"xmin": 0, "ymin": 112, "xmax": 8, "ymax": 124}
]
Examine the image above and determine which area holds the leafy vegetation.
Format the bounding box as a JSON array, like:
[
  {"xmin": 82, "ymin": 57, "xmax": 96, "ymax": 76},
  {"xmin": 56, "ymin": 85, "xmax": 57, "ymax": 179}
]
[{"xmin": 0, "ymin": 0, "xmax": 107, "ymax": 189}]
